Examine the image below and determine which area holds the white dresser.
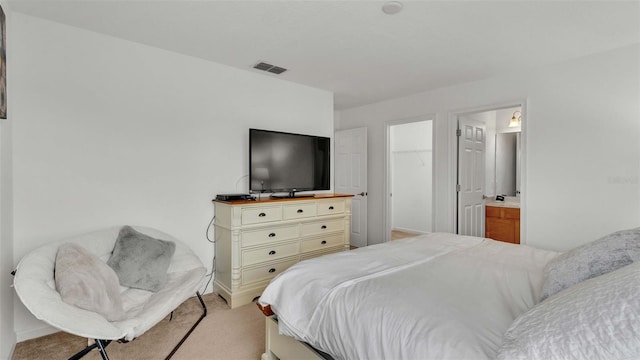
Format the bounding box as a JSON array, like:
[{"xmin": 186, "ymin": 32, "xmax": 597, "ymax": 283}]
[{"xmin": 212, "ymin": 194, "xmax": 352, "ymax": 308}]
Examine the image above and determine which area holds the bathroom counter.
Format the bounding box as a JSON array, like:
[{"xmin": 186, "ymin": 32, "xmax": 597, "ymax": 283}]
[{"xmin": 485, "ymin": 201, "xmax": 520, "ymax": 208}]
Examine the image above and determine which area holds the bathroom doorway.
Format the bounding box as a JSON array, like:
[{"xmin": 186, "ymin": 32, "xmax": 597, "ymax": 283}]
[
  {"xmin": 385, "ymin": 118, "xmax": 434, "ymax": 242},
  {"xmin": 455, "ymin": 103, "xmax": 524, "ymax": 240}
]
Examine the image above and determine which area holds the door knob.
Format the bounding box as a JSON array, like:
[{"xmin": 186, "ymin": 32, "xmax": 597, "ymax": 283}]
[{"xmin": 358, "ymin": 192, "xmax": 367, "ymax": 196}]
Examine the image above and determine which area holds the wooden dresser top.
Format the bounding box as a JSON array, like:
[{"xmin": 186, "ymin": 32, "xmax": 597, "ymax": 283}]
[{"xmin": 213, "ymin": 193, "xmax": 353, "ymax": 205}]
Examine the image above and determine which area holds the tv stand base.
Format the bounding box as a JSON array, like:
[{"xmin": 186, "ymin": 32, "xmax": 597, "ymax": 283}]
[{"xmin": 270, "ymin": 192, "xmax": 315, "ymax": 199}]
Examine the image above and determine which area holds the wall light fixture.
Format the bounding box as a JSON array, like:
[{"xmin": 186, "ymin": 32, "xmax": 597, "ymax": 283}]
[{"xmin": 509, "ymin": 111, "xmax": 522, "ymax": 127}]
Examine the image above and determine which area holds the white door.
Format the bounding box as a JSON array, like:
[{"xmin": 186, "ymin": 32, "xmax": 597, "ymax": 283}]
[
  {"xmin": 335, "ymin": 128, "xmax": 368, "ymax": 248},
  {"xmin": 457, "ymin": 118, "xmax": 486, "ymax": 237}
]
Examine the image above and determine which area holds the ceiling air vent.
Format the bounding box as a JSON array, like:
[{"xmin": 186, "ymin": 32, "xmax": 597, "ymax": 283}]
[{"xmin": 253, "ymin": 62, "xmax": 288, "ymax": 75}]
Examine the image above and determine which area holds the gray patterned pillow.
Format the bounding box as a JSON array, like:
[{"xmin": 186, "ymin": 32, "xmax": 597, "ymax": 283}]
[
  {"xmin": 539, "ymin": 227, "xmax": 640, "ymax": 301},
  {"xmin": 498, "ymin": 261, "xmax": 640, "ymax": 360},
  {"xmin": 107, "ymin": 226, "xmax": 176, "ymax": 292}
]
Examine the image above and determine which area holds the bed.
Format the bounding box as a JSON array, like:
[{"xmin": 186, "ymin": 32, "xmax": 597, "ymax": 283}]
[{"xmin": 257, "ymin": 230, "xmax": 640, "ymax": 360}]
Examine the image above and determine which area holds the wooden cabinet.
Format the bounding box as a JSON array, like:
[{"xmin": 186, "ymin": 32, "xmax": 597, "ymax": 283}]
[
  {"xmin": 213, "ymin": 194, "xmax": 352, "ymax": 308},
  {"xmin": 485, "ymin": 206, "xmax": 520, "ymax": 244}
]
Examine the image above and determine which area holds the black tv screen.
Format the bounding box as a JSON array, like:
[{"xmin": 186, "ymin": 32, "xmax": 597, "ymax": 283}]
[{"xmin": 249, "ymin": 128, "xmax": 330, "ymax": 196}]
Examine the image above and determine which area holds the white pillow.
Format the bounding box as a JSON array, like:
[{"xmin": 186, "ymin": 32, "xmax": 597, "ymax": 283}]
[
  {"xmin": 55, "ymin": 243, "xmax": 126, "ymax": 322},
  {"xmin": 497, "ymin": 261, "xmax": 640, "ymax": 360}
]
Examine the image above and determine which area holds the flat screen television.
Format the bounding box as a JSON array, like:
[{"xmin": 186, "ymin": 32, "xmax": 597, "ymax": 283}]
[{"xmin": 249, "ymin": 128, "xmax": 330, "ymax": 198}]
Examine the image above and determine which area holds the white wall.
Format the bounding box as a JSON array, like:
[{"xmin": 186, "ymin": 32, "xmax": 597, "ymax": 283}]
[
  {"xmin": 337, "ymin": 44, "xmax": 640, "ymax": 250},
  {"xmin": 0, "ymin": 119, "xmax": 14, "ymax": 360},
  {"xmin": 12, "ymin": 13, "xmax": 333, "ymax": 340},
  {"xmin": 0, "ymin": 2, "xmax": 15, "ymax": 358}
]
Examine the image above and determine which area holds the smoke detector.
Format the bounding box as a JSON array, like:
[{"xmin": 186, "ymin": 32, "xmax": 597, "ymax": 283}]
[{"xmin": 382, "ymin": 1, "xmax": 403, "ymax": 15}]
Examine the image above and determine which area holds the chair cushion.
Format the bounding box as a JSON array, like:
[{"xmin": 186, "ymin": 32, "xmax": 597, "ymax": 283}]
[
  {"xmin": 55, "ymin": 243, "xmax": 126, "ymax": 322},
  {"xmin": 107, "ymin": 226, "xmax": 176, "ymax": 292}
]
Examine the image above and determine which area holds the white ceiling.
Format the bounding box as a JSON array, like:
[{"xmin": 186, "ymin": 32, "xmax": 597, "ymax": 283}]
[{"xmin": 10, "ymin": 1, "xmax": 640, "ymax": 110}]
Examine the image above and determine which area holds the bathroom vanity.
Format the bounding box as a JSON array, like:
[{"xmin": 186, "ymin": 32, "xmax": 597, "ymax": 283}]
[
  {"xmin": 485, "ymin": 200, "xmax": 520, "ymax": 244},
  {"xmin": 485, "ymin": 129, "xmax": 521, "ymax": 244}
]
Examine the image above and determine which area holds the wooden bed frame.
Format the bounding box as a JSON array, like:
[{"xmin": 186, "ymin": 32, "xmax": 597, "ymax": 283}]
[{"xmin": 258, "ymin": 303, "xmax": 329, "ymax": 360}]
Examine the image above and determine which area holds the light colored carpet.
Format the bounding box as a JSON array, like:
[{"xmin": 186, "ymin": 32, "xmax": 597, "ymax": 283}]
[{"xmin": 12, "ymin": 293, "xmax": 265, "ymax": 360}]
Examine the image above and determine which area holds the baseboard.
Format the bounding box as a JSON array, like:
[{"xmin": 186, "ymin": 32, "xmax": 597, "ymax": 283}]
[{"xmin": 16, "ymin": 324, "xmax": 57, "ymax": 342}]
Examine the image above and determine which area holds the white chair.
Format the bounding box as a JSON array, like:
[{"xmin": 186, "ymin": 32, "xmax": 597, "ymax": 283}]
[{"xmin": 13, "ymin": 226, "xmax": 207, "ymax": 360}]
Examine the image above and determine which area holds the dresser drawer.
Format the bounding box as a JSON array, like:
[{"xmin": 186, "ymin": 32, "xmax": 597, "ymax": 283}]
[
  {"xmin": 213, "ymin": 195, "xmax": 352, "ymax": 309},
  {"xmin": 242, "ymin": 241, "xmax": 300, "ymax": 267},
  {"xmin": 301, "ymin": 234, "xmax": 344, "ymax": 253},
  {"xmin": 242, "ymin": 206, "xmax": 282, "ymax": 225},
  {"xmin": 301, "ymin": 218, "xmax": 344, "ymax": 237},
  {"xmin": 242, "ymin": 225, "xmax": 299, "ymax": 248},
  {"xmin": 301, "ymin": 246, "xmax": 344, "ymax": 261},
  {"xmin": 317, "ymin": 200, "xmax": 345, "ymax": 216},
  {"xmin": 283, "ymin": 203, "xmax": 317, "ymax": 220},
  {"xmin": 242, "ymin": 258, "xmax": 298, "ymax": 285}
]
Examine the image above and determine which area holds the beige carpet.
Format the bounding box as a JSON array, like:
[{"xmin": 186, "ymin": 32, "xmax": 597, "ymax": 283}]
[{"xmin": 12, "ymin": 293, "xmax": 265, "ymax": 360}]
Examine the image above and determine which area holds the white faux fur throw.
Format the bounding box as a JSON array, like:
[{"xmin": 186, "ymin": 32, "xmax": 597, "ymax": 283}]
[{"xmin": 55, "ymin": 243, "xmax": 126, "ymax": 322}]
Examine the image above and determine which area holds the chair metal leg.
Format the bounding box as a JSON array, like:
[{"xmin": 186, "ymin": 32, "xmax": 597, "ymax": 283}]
[
  {"xmin": 165, "ymin": 292, "xmax": 208, "ymax": 360},
  {"xmin": 68, "ymin": 339, "xmax": 111, "ymax": 360},
  {"xmin": 68, "ymin": 342, "xmax": 97, "ymax": 360},
  {"xmin": 95, "ymin": 339, "xmax": 111, "ymax": 360},
  {"xmin": 66, "ymin": 292, "xmax": 205, "ymax": 360}
]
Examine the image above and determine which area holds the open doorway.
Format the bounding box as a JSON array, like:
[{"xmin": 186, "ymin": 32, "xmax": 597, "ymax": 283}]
[
  {"xmin": 385, "ymin": 118, "xmax": 434, "ymax": 241},
  {"xmin": 455, "ymin": 104, "xmax": 524, "ymax": 242}
]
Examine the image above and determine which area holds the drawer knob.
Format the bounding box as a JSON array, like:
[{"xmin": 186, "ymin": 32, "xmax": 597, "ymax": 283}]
[
  {"xmin": 297, "ymin": 209, "xmax": 304, "ymax": 213},
  {"xmin": 268, "ymin": 250, "xmax": 276, "ymax": 255},
  {"xmin": 268, "ymin": 268, "xmax": 276, "ymax": 273},
  {"xmin": 258, "ymin": 212, "xmax": 266, "ymax": 217},
  {"xmin": 268, "ymin": 233, "xmax": 276, "ymax": 237},
  {"xmin": 321, "ymin": 240, "xmax": 327, "ymax": 245},
  {"xmin": 321, "ymin": 225, "xmax": 327, "ymax": 229},
  {"xmin": 328, "ymin": 206, "xmax": 334, "ymax": 210}
]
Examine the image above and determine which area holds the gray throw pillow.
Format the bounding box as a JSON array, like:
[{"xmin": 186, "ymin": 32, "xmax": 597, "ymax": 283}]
[
  {"xmin": 55, "ymin": 243, "xmax": 126, "ymax": 321},
  {"xmin": 539, "ymin": 227, "xmax": 640, "ymax": 301},
  {"xmin": 107, "ymin": 226, "xmax": 176, "ymax": 292}
]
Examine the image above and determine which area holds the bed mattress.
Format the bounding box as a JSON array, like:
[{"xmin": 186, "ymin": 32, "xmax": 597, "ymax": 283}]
[{"xmin": 259, "ymin": 232, "xmax": 558, "ymax": 360}]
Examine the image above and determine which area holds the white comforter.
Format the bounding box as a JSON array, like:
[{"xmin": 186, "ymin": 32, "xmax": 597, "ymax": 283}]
[{"xmin": 259, "ymin": 233, "xmax": 558, "ymax": 360}]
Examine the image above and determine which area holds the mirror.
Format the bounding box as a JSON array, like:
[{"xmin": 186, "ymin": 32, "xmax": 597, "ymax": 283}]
[{"xmin": 495, "ymin": 132, "xmax": 520, "ymax": 196}]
